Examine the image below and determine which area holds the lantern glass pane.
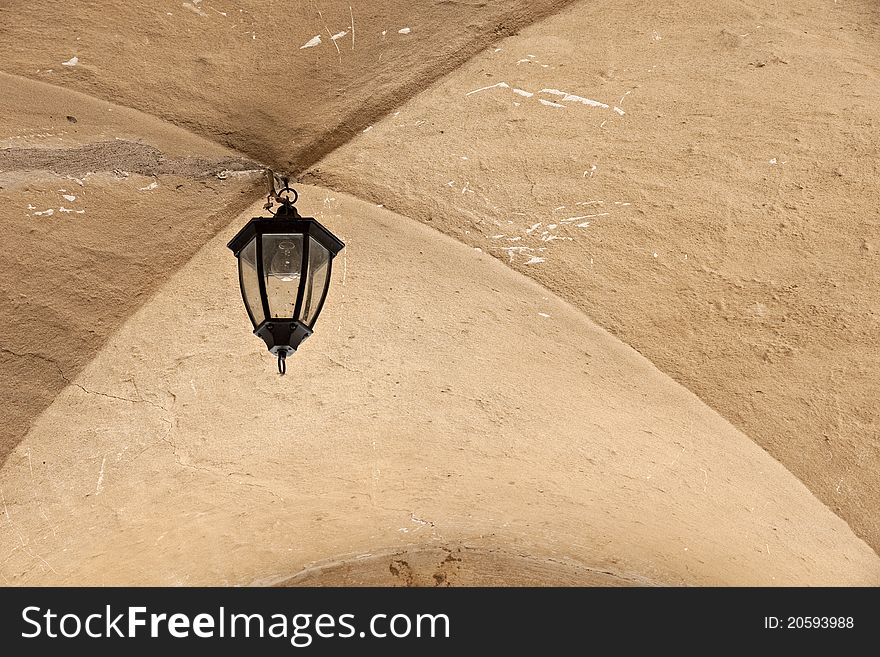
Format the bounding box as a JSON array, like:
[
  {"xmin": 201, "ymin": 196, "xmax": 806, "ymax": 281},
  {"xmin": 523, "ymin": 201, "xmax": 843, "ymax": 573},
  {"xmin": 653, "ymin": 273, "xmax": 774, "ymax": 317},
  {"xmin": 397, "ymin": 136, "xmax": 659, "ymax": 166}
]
[
  {"xmin": 301, "ymin": 237, "xmax": 331, "ymax": 327},
  {"xmin": 238, "ymin": 237, "xmax": 263, "ymax": 326},
  {"xmin": 262, "ymin": 233, "xmax": 304, "ymax": 319}
]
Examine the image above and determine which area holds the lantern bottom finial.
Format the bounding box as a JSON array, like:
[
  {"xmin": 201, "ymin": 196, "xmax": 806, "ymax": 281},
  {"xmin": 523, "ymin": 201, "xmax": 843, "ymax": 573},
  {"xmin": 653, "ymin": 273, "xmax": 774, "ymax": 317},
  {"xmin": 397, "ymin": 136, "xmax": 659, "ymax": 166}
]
[{"xmin": 278, "ymin": 351, "xmax": 287, "ymax": 375}]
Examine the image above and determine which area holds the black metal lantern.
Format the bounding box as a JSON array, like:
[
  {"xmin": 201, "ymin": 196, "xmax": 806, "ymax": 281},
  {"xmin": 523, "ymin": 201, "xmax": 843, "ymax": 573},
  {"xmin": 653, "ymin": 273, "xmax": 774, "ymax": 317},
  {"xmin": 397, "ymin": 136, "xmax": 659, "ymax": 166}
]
[{"xmin": 227, "ymin": 174, "xmax": 344, "ymax": 374}]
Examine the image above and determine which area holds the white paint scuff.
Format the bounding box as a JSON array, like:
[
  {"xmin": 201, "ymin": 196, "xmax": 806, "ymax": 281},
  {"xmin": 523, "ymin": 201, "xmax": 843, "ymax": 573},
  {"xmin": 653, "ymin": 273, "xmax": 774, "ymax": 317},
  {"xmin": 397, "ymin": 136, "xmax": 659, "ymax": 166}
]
[
  {"xmin": 182, "ymin": 2, "xmax": 208, "ymax": 18},
  {"xmin": 541, "ymin": 88, "xmax": 609, "ymax": 109},
  {"xmin": 96, "ymin": 456, "xmax": 106, "ymax": 495},
  {"xmin": 539, "ymin": 99, "xmax": 565, "ymax": 108},
  {"xmin": 567, "ymin": 212, "xmax": 609, "ymax": 222},
  {"xmin": 300, "ymin": 35, "xmax": 322, "ymax": 49},
  {"xmin": 398, "ymin": 27, "xmax": 411, "ymax": 34},
  {"xmin": 565, "ymin": 95, "xmax": 608, "ymax": 108},
  {"xmin": 466, "ymin": 81, "xmax": 509, "ymax": 96},
  {"xmin": 466, "ymin": 81, "xmax": 614, "ymax": 113},
  {"xmin": 61, "ymin": 56, "xmax": 78, "ymax": 67}
]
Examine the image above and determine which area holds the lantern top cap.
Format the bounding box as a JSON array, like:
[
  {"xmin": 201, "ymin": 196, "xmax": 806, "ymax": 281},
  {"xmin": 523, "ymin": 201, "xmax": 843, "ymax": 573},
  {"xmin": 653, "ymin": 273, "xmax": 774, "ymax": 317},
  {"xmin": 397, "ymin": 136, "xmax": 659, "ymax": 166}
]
[
  {"xmin": 227, "ymin": 172, "xmax": 344, "ymax": 257},
  {"xmin": 226, "ymin": 213, "xmax": 345, "ymax": 256}
]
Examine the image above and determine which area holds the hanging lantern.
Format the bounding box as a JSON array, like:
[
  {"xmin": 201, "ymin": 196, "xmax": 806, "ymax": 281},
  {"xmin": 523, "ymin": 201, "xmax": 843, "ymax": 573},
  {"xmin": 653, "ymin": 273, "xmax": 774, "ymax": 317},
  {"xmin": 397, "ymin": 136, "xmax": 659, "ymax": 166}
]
[{"xmin": 228, "ymin": 175, "xmax": 344, "ymax": 374}]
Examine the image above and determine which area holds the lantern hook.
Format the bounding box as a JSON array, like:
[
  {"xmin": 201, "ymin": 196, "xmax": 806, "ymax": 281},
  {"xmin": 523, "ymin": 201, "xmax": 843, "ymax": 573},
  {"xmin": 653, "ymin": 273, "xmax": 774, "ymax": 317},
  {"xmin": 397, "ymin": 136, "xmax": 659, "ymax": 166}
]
[{"xmin": 264, "ymin": 169, "xmax": 298, "ymax": 215}]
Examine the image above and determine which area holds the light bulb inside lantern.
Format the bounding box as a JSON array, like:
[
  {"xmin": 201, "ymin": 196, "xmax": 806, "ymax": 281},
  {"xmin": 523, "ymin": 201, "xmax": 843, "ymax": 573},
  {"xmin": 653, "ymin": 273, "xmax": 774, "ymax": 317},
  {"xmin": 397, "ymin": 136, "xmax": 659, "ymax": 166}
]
[{"xmin": 267, "ymin": 239, "xmax": 302, "ymax": 282}]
